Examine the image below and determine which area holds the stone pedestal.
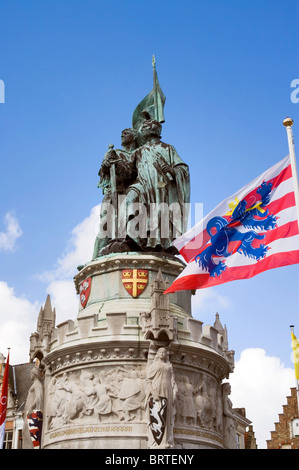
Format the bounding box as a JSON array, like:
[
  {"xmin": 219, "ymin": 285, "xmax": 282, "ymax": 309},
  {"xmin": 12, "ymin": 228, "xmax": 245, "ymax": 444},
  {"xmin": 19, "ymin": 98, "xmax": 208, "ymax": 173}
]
[{"xmin": 41, "ymin": 252, "xmax": 234, "ymax": 449}]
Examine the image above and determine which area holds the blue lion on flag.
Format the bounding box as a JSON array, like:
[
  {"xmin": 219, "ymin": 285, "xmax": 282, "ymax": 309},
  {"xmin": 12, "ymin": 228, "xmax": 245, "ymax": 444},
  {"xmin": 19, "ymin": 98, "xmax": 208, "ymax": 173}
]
[{"xmin": 195, "ymin": 181, "xmax": 277, "ymax": 277}]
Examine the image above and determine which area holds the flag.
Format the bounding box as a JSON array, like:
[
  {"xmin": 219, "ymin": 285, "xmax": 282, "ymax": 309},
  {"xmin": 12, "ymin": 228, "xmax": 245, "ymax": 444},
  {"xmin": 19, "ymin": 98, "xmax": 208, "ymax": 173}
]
[
  {"xmin": 165, "ymin": 155, "xmax": 299, "ymax": 293},
  {"xmin": 132, "ymin": 56, "xmax": 166, "ymax": 130},
  {"xmin": 291, "ymin": 331, "xmax": 299, "ymax": 380},
  {"xmin": 0, "ymin": 352, "xmax": 9, "ymax": 449},
  {"xmin": 27, "ymin": 410, "xmax": 43, "ymax": 449}
]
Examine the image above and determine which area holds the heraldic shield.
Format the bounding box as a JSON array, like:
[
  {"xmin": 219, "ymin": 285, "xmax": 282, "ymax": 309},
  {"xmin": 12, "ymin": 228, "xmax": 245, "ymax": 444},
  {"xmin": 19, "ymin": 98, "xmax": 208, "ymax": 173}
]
[
  {"xmin": 122, "ymin": 269, "xmax": 148, "ymax": 298},
  {"xmin": 149, "ymin": 396, "xmax": 167, "ymax": 445},
  {"xmin": 79, "ymin": 277, "xmax": 91, "ymax": 308}
]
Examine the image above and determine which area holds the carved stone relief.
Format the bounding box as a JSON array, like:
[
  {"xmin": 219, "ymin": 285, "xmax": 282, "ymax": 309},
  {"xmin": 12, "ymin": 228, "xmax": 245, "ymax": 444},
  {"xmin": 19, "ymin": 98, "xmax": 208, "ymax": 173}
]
[
  {"xmin": 44, "ymin": 351, "xmax": 234, "ymax": 448},
  {"xmin": 46, "ymin": 365, "xmax": 146, "ymax": 431},
  {"xmin": 175, "ymin": 372, "xmax": 223, "ymax": 434}
]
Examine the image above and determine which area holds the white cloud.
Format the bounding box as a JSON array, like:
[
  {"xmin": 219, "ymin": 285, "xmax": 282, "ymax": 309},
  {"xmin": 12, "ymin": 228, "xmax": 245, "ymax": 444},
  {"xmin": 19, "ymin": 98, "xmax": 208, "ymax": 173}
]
[
  {"xmin": 191, "ymin": 288, "xmax": 230, "ymax": 318},
  {"xmin": 0, "ymin": 281, "xmax": 39, "ymax": 364},
  {"xmin": 35, "ymin": 205, "xmax": 101, "ymax": 324},
  {"xmin": 38, "ymin": 205, "xmax": 100, "ymax": 283},
  {"xmin": 0, "ymin": 211, "xmax": 22, "ymax": 252},
  {"xmin": 229, "ymin": 348, "xmax": 295, "ymax": 449}
]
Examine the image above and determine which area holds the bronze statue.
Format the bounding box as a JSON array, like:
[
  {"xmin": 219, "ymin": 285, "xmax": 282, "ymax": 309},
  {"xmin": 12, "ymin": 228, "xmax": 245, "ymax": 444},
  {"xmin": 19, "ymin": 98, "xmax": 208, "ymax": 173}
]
[
  {"xmin": 125, "ymin": 119, "xmax": 190, "ymax": 254},
  {"xmin": 92, "ymin": 60, "xmax": 190, "ymax": 259},
  {"xmin": 92, "ymin": 128, "xmax": 138, "ymax": 258}
]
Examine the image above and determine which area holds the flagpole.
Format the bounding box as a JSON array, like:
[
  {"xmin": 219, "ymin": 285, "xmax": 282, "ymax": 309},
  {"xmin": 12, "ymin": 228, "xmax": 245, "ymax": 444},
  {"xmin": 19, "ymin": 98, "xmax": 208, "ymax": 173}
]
[
  {"xmin": 283, "ymin": 118, "xmax": 299, "ymax": 227},
  {"xmin": 290, "ymin": 325, "xmax": 299, "ymax": 416},
  {"xmin": 285, "ymin": 118, "xmax": 299, "ymax": 416}
]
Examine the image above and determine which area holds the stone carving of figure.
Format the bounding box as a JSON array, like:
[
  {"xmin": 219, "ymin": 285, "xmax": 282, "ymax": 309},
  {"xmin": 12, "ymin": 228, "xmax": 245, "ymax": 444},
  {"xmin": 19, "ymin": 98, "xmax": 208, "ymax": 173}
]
[
  {"xmin": 78, "ymin": 370, "xmax": 98, "ymax": 416},
  {"xmin": 221, "ymin": 382, "xmax": 237, "ymax": 449},
  {"xmin": 22, "ymin": 365, "xmax": 44, "ymax": 449},
  {"xmin": 93, "ymin": 376, "xmax": 116, "ymax": 421},
  {"xmin": 52, "ymin": 371, "xmax": 97, "ymax": 424},
  {"xmin": 194, "ymin": 375, "xmax": 214, "ymax": 429},
  {"xmin": 126, "ymin": 119, "xmax": 190, "ymax": 254},
  {"xmin": 92, "ymin": 127, "xmax": 139, "ymax": 258},
  {"xmin": 209, "ymin": 381, "xmax": 223, "ymax": 433},
  {"xmin": 176, "ymin": 376, "xmax": 185, "ymax": 424},
  {"xmin": 47, "ymin": 373, "xmax": 69, "ymax": 427},
  {"xmin": 145, "ymin": 347, "xmax": 177, "ymax": 448},
  {"xmin": 179, "ymin": 376, "xmax": 197, "ymax": 427},
  {"xmin": 117, "ymin": 369, "xmax": 146, "ymax": 421},
  {"xmin": 47, "ymin": 376, "xmax": 60, "ymax": 429},
  {"xmin": 60, "ymin": 373, "xmax": 87, "ymax": 423}
]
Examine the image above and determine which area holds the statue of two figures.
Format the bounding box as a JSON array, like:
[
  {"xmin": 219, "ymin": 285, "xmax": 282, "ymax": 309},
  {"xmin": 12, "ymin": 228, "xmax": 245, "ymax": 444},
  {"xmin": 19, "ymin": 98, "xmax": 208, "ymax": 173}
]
[{"xmin": 92, "ymin": 60, "xmax": 190, "ymax": 259}]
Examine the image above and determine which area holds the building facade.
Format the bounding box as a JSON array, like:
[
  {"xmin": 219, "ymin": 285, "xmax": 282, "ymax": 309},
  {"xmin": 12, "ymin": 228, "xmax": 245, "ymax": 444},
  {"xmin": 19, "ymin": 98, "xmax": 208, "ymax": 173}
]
[
  {"xmin": 267, "ymin": 387, "xmax": 299, "ymax": 449},
  {"xmin": 0, "ymin": 353, "xmax": 35, "ymax": 449}
]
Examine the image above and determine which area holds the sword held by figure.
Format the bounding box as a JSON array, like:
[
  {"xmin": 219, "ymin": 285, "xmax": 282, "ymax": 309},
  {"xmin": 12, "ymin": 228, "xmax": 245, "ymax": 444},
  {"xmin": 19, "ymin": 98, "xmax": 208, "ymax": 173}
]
[{"xmin": 106, "ymin": 144, "xmax": 121, "ymax": 240}]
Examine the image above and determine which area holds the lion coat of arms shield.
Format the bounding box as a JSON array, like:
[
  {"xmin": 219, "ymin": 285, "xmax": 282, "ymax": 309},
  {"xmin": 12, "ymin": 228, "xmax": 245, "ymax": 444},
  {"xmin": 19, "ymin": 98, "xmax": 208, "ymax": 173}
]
[{"xmin": 149, "ymin": 396, "xmax": 167, "ymax": 445}]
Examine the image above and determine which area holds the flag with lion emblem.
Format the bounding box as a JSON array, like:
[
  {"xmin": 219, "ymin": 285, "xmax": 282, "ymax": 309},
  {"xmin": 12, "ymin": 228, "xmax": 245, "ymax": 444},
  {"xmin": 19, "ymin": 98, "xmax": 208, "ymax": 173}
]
[{"xmin": 165, "ymin": 155, "xmax": 299, "ymax": 293}]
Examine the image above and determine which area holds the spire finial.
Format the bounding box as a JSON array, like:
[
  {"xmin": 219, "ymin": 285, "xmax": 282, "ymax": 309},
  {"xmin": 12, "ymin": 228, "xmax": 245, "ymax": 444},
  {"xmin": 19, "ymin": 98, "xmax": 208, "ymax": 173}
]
[
  {"xmin": 283, "ymin": 117, "xmax": 294, "ymax": 127},
  {"xmin": 152, "ymin": 54, "xmax": 156, "ymax": 69}
]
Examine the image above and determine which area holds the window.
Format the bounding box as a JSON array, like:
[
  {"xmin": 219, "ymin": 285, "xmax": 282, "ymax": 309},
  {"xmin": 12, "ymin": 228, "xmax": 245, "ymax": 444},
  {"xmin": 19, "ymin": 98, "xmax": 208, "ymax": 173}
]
[
  {"xmin": 3, "ymin": 431, "xmax": 13, "ymax": 449},
  {"xmin": 292, "ymin": 418, "xmax": 299, "ymax": 438},
  {"xmin": 17, "ymin": 429, "xmax": 22, "ymax": 449}
]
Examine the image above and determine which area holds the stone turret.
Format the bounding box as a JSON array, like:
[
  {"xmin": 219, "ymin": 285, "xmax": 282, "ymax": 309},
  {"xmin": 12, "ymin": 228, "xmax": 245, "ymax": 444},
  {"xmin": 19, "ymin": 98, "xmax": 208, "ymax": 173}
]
[
  {"xmin": 214, "ymin": 312, "xmax": 235, "ymax": 372},
  {"xmin": 214, "ymin": 313, "xmax": 228, "ymax": 350},
  {"xmin": 29, "ymin": 295, "xmax": 56, "ymax": 362},
  {"xmin": 140, "ymin": 268, "xmax": 177, "ymax": 343}
]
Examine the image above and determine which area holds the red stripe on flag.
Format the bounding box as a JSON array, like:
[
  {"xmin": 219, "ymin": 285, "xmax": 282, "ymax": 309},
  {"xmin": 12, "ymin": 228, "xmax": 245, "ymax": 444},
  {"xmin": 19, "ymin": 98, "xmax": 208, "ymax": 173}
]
[
  {"xmin": 239, "ymin": 164, "xmax": 293, "ymax": 210},
  {"xmin": 269, "ymin": 163, "xmax": 293, "ymax": 189},
  {"xmin": 267, "ymin": 191, "xmax": 296, "ymax": 216},
  {"xmin": 165, "ymin": 249, "xmax": 299, "ymax": 293},
  {"xmin": 253, "ymin": 220, "xmax": 299, "ymax": 248}
]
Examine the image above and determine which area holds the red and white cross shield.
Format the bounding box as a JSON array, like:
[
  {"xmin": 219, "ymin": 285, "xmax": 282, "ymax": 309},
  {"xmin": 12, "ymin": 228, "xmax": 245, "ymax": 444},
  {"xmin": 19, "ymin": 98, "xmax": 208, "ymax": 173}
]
[{"xmin": 122, "ymin": 269, "xmax": 148, "ymax": 298}]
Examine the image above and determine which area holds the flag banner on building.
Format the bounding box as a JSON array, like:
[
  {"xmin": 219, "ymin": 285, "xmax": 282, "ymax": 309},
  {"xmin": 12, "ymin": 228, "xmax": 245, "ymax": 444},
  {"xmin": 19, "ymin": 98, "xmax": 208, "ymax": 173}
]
[
  {"xmin": 27, "ymin": 410, "xmax": 43, "ymax": 449},
  {"xmin": 291, "ymin": 331, "xmax": 299, "ymax": 380},
  {"xmin": 0, "ymin": 352, "xmax": 9, "ymax": 449},
  {"xmin": 165, "ymin": 155, "xmax": 299, "ymax": 293}
]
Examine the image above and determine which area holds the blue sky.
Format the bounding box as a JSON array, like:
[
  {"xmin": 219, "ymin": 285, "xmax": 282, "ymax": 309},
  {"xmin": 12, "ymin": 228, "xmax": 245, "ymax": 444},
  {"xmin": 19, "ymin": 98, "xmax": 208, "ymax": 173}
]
[{"xmin": 0, "ymin": 0, "xmax": 298, "ymax": 448}]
